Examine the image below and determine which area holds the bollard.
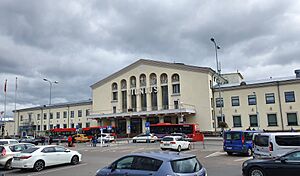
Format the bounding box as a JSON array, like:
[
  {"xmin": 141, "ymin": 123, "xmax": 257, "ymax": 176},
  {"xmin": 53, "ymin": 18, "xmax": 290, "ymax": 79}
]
[{"xmin": 202, "ymin": 140, "xmax": 205, "ymax": 149}]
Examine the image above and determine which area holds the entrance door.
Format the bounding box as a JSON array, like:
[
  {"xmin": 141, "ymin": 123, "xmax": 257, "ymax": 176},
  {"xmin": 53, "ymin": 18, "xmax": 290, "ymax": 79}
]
[
  {"xmin": 116, "ymin": 119, "xmax": 126, "ymax": 137},
  {"xmin": 130, "ymin": 118, "xmax": 142, "ymax": 136}
]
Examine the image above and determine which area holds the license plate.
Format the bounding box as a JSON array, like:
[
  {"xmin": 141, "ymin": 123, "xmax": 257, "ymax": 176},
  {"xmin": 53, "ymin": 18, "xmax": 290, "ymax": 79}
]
[{"xmin": 164, "ymin": 144, "xmax": 170, "ymax": 146}]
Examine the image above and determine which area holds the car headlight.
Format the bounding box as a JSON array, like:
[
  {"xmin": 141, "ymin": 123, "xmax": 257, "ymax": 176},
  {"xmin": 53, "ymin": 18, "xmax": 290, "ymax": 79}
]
[{"xmin": 243, "ymin": 162, "xmax": 248, "ymax": 168}]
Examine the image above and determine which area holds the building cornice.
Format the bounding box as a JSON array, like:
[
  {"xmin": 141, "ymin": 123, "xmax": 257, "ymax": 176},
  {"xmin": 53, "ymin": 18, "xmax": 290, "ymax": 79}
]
[{"xmin": 90, "ymin": 59, "xmax": 216, "ymax": 89}]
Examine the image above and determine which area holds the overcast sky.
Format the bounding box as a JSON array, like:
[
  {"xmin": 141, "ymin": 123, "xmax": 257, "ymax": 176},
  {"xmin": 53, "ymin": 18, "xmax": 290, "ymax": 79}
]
[{"xmin": 1, "ymin": 0, "xmax": 300, "ymax": 116}]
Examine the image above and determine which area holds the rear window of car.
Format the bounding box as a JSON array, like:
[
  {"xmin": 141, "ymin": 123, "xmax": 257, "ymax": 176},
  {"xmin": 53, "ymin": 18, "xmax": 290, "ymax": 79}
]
[
  {"xmin": 171, "ymin": 157, "xmax": 202, "ymax": 173},
  {"xmin": 162, "ymin": 137, "xmax": 174, "ymax": 141},
  {"xmin": 9, "ymin": 144, "xmax": 25, "ymax": 152},
  {"xmin": 275, "ymin": 135, "xmax": 300, "ymax": 146},
  {"xmin": 225, "ymin": 132, "xmax": 241, "ymax": 140},
  {"xmin": 0, "ymin": 141, "xmax": 8, "ymax": 145},
  {"xmin": 21, "ymin": 147, "xmax": 39, "ymax": 153},
  {"xmin": 254, "ymin": 135, "xmax": 269, "ymax": 147}
]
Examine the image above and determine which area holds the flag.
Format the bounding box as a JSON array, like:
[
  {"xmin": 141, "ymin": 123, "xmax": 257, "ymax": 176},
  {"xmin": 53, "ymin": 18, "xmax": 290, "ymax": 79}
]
[{"xmin": 4, "ymin": 79, "xmax": 7, "ymax": 93}]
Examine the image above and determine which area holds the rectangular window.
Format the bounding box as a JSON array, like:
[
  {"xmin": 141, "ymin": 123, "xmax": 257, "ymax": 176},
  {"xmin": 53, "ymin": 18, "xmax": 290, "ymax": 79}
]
[
  {"xmin": 56, "ymin": 124, "xmax": 60, "ymax": 128},
  {"xmin": 249, "ymin": 115, "xmax": 258, "ymax": 127},
  {"xmin": 151, "ymin": 87, "xmax": 158, "ymax": 111},
  {"xmin": 172, "ymin": 84, "xmax": 180, "ymax": 94},
  {"xmin": 265, "ymin": 93, "xmax": 275, "ymax": 104},
  {"xmin": 37, "ymin": 114, "xmax": 40, "ymax": 120},
  {"xmin": 248, "ymin": 95, "xmax": 256, "ymax": 105},
  {"xmin": 174, "ymin": 101, "xmax": 179, "ymax": 109},
  {"xmin": 63, "ymin": 111, "xmax": 67, "ymax": 118},
  {"xmin": 63, "ymin": 124, "xmax": 67, "ymax": 128},
  {"xmin": 162, "ymin": 86, "xmax": 169, "ymax": 110},
  {"xmin": 217, "ymin": 116, "xmax": 225, "ymax": 128},
  {"xmin": 122, "ymin": 91, "xmax": 127, "ymax": 112},
  {"xmin": 131, "ymin": 92, "xmax": 137, "ymax": 112},
  {"xmin": 113, "ymin": 106, "xmax": 116, "ymax": 113},
  {"xmin": 49, "ymin": 113, "xmax": 53, "ymax": 119},
  {"xmin": 86, "ymin": 109, "xmax": 90, "ymax": 116},
  {"xmin": 86, "ymin": 122, "xmax": 90, "ymax": 128},
  {"xmin": 43, "ymin": 113, "xmax": 47, "ymax": 120},
  {"xmin": 78, "ymin": 123, "xmax": 82, "ymax": 128},
  {"xmin": 112, "ymin": 92, "xmax": 118, "ymax": 101},
  {"xmin": 50, "ymin": 124, "xmax": 53, "ymax": 129},
  {"xmin": 231, "ymin": 96, "xmax": 240, "ymax": 106},
  {"xmin": 141, "ymin": 88, "xmax": 147, "ymax": 111},
  {"xmin": 70, "ymin": 111, "xmax": 74, "ymax": 118},
  {"xmin": 285, "ymin": 91, "xmax": 295, "ymax": 102},
  {"xmin": 216, "ymin": 98, "xmax": 224, "ymax": 108},
  {"xmin": 37, "ymin": 125, "xmax": 40, "ymax": 131},
  {"xmin": 267, "ymin": 114, "xmax": 278, "ymax": 126},
  {"xmin": 233, "ymin": 115, "xmax": 242, "ymax": 127},
  {"xmin": 56, "ymin": 112, "xmax": 60, "ymax": 119},
  {"xmin": 287, "ymin": 113, "xmax": 298, "ymax": 126},
  {"xmin": 20, "ymin": 115, "xmax": 23, "ymax": 121},
  {"xmin": 78, "ymin": 110, "xmax": 82, "ymax": 117},
  {"xmin": 71, "ymin": 123, "xmax": 74, "ymax": 128},
  {"xmin": 43, "ymin": 125, "xmax": 47, "ymax": 131}
]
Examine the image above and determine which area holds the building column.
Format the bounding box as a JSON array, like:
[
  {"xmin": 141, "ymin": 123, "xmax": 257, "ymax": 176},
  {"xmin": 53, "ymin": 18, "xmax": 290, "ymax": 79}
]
[
  {"xmin": 126, "ymin": 118, "xmax": 131, "ymax": 134},
  {"xmin": 159, "ymin": 116, "xmax": 164, "ymax": 123},
  {"xmin": 136, "ymin": 94, "xmax": 141, "ymax": 112},
  {"xmin": 142, "ymin": 118, "xmax": 147, "ymax": 133}
]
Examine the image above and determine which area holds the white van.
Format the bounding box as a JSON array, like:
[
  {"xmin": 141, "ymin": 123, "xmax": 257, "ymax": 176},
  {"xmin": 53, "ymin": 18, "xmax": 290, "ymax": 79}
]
[{"xmin": 253, "ymin": 132, "xmax": 300, "ymax": 158}]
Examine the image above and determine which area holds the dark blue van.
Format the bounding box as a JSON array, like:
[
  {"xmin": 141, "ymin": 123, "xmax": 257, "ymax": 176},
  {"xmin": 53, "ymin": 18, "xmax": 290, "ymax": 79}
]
[{"xmin": 223, "ymin": 130, "xmax": 257, "ymax": 156}]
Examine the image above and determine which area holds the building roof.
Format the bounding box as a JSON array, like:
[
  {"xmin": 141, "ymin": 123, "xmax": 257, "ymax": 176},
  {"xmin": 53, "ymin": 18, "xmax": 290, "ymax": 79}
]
[
  {"xmin": 91, "ymin": 59, "xmax": 216, "ymax": 89},
  {"xmin": 216, "ymin": 76, "xmax": 300, "ymax": 91},
  {"xmin": 14, "ymin": 99, "xmax": 92, "ymax": 112}
]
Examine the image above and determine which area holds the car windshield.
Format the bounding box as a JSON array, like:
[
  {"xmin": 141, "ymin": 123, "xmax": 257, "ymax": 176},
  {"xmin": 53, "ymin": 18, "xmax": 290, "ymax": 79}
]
[
  {"xmin": 171, "ymin": 157, "xmax": 202, "ymax": 173},
  {"xmin": 21, "ymin": 147, "xmax": 39, "ymax": 153}
]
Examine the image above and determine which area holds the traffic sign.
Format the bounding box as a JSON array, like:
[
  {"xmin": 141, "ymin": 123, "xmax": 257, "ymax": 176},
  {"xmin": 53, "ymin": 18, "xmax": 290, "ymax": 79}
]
[
  {"xmin": 107, "ymin": 126, "xmax": 112, "ymax": 130},
  {"xmin": 145, "ymin": 122, "xmax": 150, "ymax": 128}
]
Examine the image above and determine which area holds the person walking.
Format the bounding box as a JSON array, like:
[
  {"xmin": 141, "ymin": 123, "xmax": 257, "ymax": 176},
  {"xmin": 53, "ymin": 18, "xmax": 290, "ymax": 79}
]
[
  {"xmin": 49, "ymin": 136, "xmax": 53, "ymax": 145},
  {"xmin": 68, "ymin": 135, "xmax": 72, "ymax": 147},
  {"xmin": 41, "ymin": 136, "xmax": 45, "ymax": 145},
  {"xmin": 93, "ymin": 134, "xmax": 97, "ymax": 147}
]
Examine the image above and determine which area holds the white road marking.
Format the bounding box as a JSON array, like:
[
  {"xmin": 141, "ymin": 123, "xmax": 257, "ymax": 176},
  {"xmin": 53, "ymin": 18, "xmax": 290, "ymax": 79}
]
[
  {"xmin": 27, "ymin": 163, "xmax": 88, "ymax": 176},
  {"xmin": 204, "ymin": 151, "xmax": 227, "ymax": 158},
  {"xmin": 234, "ymin": 157, "xmax": 252, "ymax": 162}
]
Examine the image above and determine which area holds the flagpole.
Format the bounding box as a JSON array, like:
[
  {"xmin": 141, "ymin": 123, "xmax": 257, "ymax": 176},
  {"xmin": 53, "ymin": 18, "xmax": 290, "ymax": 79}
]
[
  {"xmin": 14, "ymin": 77, "xmax": 17, "ymax": 138},
  {"xmin": 4, "ymin": 79, "xmax": 7, "ymax": 138}
]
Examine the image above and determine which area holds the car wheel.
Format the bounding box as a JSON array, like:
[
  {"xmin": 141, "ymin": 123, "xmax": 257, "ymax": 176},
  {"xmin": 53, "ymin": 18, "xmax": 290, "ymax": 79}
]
[
  {"xmin": 71, "ymin": 155, "xmax": 79, "ymax": 165},
  {"xmin": 34, "ymin": 160, "xmax": 45, "ymax": 172},
  {"xmin": 227, "ymin": 152, "xmax": 233, "ymax": 156},
  {"xmin": 177, "ymin": 145, "xmax": 182, "ymax": 152},
  {"xmin": 249, "ymin": 167, "xmax": 265, "ymax": 176},
  {"xmin": 4, "ymin": 159, "xmax": 12, "ymax": 170},
  {"xmin": 247, "ymin": 148, "xmax": 253, "ymax": 156},
  {"xmin": 188, "ymin": 144, "xmax": 192, "ymax": 150}
]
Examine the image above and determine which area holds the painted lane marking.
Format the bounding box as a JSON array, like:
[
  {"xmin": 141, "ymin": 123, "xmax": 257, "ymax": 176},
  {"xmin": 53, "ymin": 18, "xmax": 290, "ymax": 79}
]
[
  {"xmin": 204, "ymin": 152, "xmax": 227, "ymax": 158},
  {"xmin": 234, "ymin": 157, "xmax": 252, "ymax": 162},
  {"xmin": 27, "ymin": 163, "xmax": 88, "ymax": 176}
]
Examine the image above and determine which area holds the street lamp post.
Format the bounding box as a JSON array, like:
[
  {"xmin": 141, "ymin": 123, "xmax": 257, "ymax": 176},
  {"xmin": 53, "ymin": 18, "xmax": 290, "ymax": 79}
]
[
  {"xmin": 211, "ymin": 38, "xmax": 223, "ymax": 131},
  {"xmin": 253, "ymin": 92, "xmax": 259, "ymax": 130},
  {"xmin": 43, "ymin": 78, "xmax": 58, "ymax": 131}
]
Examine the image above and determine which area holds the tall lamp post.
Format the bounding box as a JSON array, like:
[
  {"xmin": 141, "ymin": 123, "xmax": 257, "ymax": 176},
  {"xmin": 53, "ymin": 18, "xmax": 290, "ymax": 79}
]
[
  {"xmin": 43, "ymin": 78, "xmax": 58, "ymax": 131},
  {"xmin": 253, "ymin": 92, "xmax": 259, "ymax": 130},
  {"xmin": 211, "ymin": 38, "xmax": 223, "ymax": 131}
]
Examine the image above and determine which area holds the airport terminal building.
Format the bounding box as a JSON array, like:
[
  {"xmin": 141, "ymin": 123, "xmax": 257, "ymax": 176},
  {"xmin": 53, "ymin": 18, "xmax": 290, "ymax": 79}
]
[{"xmin": 13, "ymin": 59, "xmax": 300, "ymax": 136}]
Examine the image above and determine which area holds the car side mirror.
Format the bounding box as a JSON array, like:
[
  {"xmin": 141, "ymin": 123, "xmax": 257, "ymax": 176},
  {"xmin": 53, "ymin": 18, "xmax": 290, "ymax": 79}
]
[
  {"xmin": 64, "ymin": 150, "xmax": 71, "ymax": 153},
  {"xmin": 280, "ymin": 157, "xmax": 287, "ymax": 163},
  {"xmin": 110, "ymin": 163, "xmax": 116, "ymax": 172}
]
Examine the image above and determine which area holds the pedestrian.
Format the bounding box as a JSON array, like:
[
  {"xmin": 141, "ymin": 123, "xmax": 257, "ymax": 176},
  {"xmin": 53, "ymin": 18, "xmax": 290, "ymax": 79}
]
[
  {"xmin": 41, "ymin": 136, "xmax": 45, "ymax": 145},
  {"xmin": 246, "ymin": 126, "xmax": 251, "ymax": 131},
  {"xmin": 68, "ymin": 135, "xmax": 72, "ymax": 147},
  {"xmin": 49, "ymin": 136, "xmax": 53, "ymax": 145},
  {"xmin": 93, "ymin": 134, "xmax": 97, "ymax": 147},
  {"xmin": 72, "ymin": 135, "xmax": 76, "ymax": 147}
]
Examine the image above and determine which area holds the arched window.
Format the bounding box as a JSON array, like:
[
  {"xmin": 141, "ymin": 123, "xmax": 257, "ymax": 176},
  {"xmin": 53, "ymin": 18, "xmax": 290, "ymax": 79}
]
[
  {"xmin": 130, "ymin": 76, "xmax": 136, "ymax": 88},
  {"xmin": 160, "ymin": 73, "xmax": 168, "ymax": 85},
  {"xmin": 121, "ymin": 79, "xmax": 127, "ymax": 112},
  {"xmin": 112, "ymin": 82, "xmax": 118, "ymax": 101},
  {"xmin": 172, "ymin": 73, "xmax": 180, "ymax": 94},
  {"xmin": 140, "ymin": 74, "xmax": 146, "ymax": 87},
  {"xmin": 150, "ymin": 73, "xmax": 157, "ymax": 86}
]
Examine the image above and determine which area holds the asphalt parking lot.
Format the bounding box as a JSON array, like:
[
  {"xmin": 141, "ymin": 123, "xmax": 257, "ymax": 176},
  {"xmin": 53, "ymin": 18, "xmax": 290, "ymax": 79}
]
[{"xmin": 0, "ymin": 140, "xmax": 250, "ymax": 176}]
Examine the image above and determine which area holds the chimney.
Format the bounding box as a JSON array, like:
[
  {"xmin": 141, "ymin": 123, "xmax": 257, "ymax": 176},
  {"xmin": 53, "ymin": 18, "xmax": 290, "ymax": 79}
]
[{"xmin": 295, "ymin": 69, "xmax": 300, "ymax": 78}]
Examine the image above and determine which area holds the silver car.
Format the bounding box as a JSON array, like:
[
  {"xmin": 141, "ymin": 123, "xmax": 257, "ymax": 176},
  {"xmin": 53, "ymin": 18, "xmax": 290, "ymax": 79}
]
[{"xmin": 0, "ymin": 143, "xmax": 35, "ymax": 169}]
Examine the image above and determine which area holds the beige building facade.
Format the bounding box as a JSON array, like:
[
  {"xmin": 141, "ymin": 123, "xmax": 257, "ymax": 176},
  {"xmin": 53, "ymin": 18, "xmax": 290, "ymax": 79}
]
[{"xmin": 14, "ymin": 100, "xmax": 94, "ymax": 136}]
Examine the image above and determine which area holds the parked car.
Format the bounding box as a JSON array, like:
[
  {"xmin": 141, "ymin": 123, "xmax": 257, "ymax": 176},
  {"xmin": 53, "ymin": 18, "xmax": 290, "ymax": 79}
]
[
  {"xmin": 0, "ymin": 139, "xmax": 19, "ymax": 145},
  {"xmin": 97, "ymin": 133, "xmax": 115, "ymax": 143},
  {"xmin": 242, "ymin": 149, "xmax": 300, "ymax": 176},
  {"xmin": 72, "ymin": 134, "xmax": 90, "ymax": 143},
  {"xmin": 0, "ymin": 143, "xmax": 35, "ymax": 169},
  {"xmin": 19, "ymin": 136, "xmax": 39, "ymax": 145},
  {"xmin": 96, "ymin": 152, "xmax": 207, "ymax": 176},
  {"xmin": 12, "ymin": 145, "xmax": 82, "ymax": 172},
  {"xmin": 132, "ymin": 133, "xmax": 158, "ymax": 143},
  {"xmin": 253, "ymin": 132, "xmax": 300, "ymax": 158},
  {"xmin": 223, "ymin": 130, "xmax": 258, "ymax": 156},
  {"xmin": 160, "ymin": 136, "xmax": 191, "ymax": 152}
]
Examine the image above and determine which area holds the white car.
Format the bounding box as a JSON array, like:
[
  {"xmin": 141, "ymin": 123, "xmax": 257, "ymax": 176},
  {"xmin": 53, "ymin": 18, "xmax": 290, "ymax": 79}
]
[
  {"xmin": 0, "ymin": 139, "xmax": 19, "ymax": 145},
  {"xmin": 132, "ymin": 133, "xmax": 158, "ymax": 143},
  {"xmin": 97, "ymin": 133, "xmax": 115, "ymax": 143},
  {"xmin": 12, "ymin": 145, "xmax": 82, "ymax": 171},
  {"xmin": 160, "ymin": 136, "xmax": 191, "ymax": 152}
]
